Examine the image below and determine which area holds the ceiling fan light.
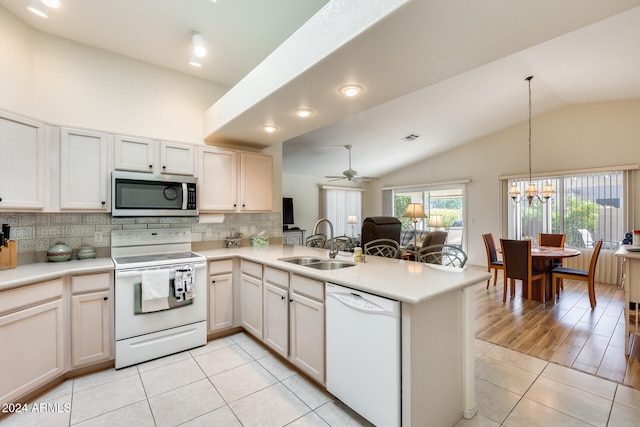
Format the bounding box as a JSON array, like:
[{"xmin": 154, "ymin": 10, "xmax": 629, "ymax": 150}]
[
  {"xmin": 28, "ymin": 0, "xmax": 48, "ymax": 17},
  {"xmin": 339, "ymin": 84, "xmax": 362, "ymax": 97},
  {"xmin": 191, "ymin": 32, "xmax": 206, "ymax": 58},
  {"xmin": 41, "ymin": 0, "xmax": 61, "ymax": 8}
]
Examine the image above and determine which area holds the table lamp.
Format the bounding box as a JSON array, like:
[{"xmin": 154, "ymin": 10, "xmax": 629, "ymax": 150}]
[
  {"xmin": 402, "ymin": 203, "xmax": 427, "ymax": 250},
  {"xmin": 428, "ymin": 215, "xmax": 444, "ymax": 230},
  {"xmin": 347, "ymin": 215, "xmax": 358, "ymax": 238}
]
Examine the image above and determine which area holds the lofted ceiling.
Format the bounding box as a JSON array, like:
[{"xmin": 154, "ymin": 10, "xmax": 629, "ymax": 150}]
[{"xmin": 3, "ymin": 0, "xmax": 640, "ymax": 180}]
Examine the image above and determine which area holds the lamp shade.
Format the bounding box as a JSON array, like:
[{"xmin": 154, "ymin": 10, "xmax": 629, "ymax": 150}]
[
  {"xmin": 403, "ymin": 203, "xmax": 427, "ymax": 220},
  {"xmin": 347, "ymin": 215, "xmax": 358, "ymax": 224},
  {"xmin": 428, "ymin": 215, "xmax": 444, "ymax": 228}
]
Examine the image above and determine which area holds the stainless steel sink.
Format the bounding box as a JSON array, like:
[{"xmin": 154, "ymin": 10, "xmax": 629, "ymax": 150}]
[
  {"xmin": 279, "ymin": 256, "xmax": 356, "ymax": 270},
  {"xmin": 303, "ymin": 261, "xmax": 356, "ymax": 270},
  {"xmin": 279, "ymin": 256, "xmax": 325, "ymax": 265}
]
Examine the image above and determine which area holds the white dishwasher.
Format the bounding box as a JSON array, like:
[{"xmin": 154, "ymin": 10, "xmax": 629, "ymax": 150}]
[{"xmin": 326, "ymin": 283, "xmax": 401, "ymax": 427}]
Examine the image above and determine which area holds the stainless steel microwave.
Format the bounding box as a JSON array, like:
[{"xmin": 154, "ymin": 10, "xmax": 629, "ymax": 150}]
[{"xmin": 111, "ymin": 171, "xmax": 197, "ymax": 217}]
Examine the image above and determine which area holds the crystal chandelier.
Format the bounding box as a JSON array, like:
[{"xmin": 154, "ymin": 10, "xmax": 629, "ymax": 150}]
[{"xmin": 508, "ymin": 76, "xmax": 555, "ymax": 204}]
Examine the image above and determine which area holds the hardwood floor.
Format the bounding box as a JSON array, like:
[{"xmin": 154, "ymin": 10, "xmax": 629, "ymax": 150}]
[{"xmin": 470, "ymin": 265, "xmax": 640, "ymax": 389}]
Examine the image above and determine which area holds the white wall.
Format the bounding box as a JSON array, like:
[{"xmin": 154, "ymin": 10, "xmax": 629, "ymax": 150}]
[
  {"xmin": 0, "ymin": 6, "xmax": 226, "ymax": 144},
  {"xmin": 282, "ymin": 173, "xmax": 323, "ymax": 234},
  {"xmin": 366, "ymin": 100, "xmax": 640, "ymax": 266}
]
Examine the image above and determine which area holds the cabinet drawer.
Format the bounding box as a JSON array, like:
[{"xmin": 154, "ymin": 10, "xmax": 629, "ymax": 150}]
[
  {"xmin": 264, "ymin": 267, "xmax": 289, "ymax": 289},
  {"xmin": 71, "ymin": 272, "xmax": 112, "ymax": 294},
  {"xmin": 209, "ymin": 259, "xmax": 233, "ymax": 275},
  {"xmin": 241, "ymin": 260, "xmax": 262, "ymax": 278},
  {"xmin": 291, "ymin": 275, "xmax": 324, "ymax": 301},
  {"xmin": 0, "ymin": 279, "xmax": 64, "ymax": 315}
]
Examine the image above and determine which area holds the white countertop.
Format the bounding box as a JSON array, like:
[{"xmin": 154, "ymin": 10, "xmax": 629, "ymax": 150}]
[
  {"xmin": 0, "ymin": 258, "xmax": 114, "ymax": 292},
  {"xmin": 0, "ymin": 245, "xmax": 490, "ymax": 304},
  {"xmin": 615, "ymin": 245, "xmax": 640, "ymax": 259},
  {"xmin": 197, "ymin": 244, "xmax": 490, "ymax": 304}
]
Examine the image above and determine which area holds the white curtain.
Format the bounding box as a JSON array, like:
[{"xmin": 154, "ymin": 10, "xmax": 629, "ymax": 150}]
[{"xmin": 320, "ymin": 186, "xmax": 363, "ymax": 237}]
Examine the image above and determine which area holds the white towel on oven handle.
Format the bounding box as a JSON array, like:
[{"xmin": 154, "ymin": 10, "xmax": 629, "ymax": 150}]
[
  {"xmin": 141, "ymin": 269, "xmax": 170, "ymax": 313},
  {"xmin": 174, "ymin": 265, "xmax": 195, "ymax": 300}
]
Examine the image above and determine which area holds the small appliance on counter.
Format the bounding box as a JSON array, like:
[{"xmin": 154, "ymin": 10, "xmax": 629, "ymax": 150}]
[{"xmin": 0, "ymin": 223, "xmax": 17, "ymax": 270}]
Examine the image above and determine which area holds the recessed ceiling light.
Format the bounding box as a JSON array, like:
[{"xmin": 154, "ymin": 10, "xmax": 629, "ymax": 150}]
[
  {"xmin": 191, "ymin": 33, "xmax": 206, "ymax": 58},
  {"xmin": 261, "ymin": 125, "xmax": 279, "ymax": 133},
  {"xmin": 339, "ymin": 84, "xmax": 363, "ymax": 97},
  {"xmin": 295, "ymin": 109, "xmax": 313, "ymax": 118}
]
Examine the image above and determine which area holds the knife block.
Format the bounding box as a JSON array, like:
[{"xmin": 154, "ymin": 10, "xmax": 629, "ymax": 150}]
[{"xmin": 0, "ymin": 240, "xmax": 17, "ymax": 270}]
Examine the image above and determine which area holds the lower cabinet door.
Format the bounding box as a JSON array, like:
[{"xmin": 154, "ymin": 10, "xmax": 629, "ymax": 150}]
[
  {"xmin": 290, "ymin": 292, "xmax": 325, "ymax": 384},
  {"xmin": 0, "ymin": 299, "xmax": 65, "ymax": 405},
  {"xmin": 209, "ymin": 273, "xmax": 234, "ymax": 333},
  {"xmin": 240, "ymin": 274, "xmax": 263, "ymax": 339},
  {"xmin": 263, "ymin": 283, "xmax": 289, "ymax": 357},
  {"xmin": 71, "ymin": 290, "xmax": 112, "ymax": 367}
]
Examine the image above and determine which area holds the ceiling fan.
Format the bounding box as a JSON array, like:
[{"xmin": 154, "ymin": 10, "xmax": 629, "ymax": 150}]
[{"xmin": 325, "ymin": 145, "xmax": 378, "ymax": 182}]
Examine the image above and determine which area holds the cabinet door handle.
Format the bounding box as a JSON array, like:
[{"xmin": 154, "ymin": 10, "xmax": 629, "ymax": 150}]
[
  {"xmin": 103, "ymin": 296, "xmax": 108, "ymax": 300},
  {"xmin": 162, "ymin": 165, "xmax": 166, "ymax": 169},
  {"xmin": 289, "ymin": 298, "xmax": 294, "ymax": 303},
  {"xmin": 281, "ymin": 295, "xmax": 285, "ymax": 301},
  {"xmin": 101, "ymin": 201, "xmax": 106, "ymax": 205},
  {"xmin": 0, "ymin": 197, "xmax": 3, "ymax": 202},
  {"xmin": 211, "ymin": 279, "xmax": 216, "ymax": 284},
  {"xmin": 149, "ymin": 164, "xmax": 153, "ymax": 168}
]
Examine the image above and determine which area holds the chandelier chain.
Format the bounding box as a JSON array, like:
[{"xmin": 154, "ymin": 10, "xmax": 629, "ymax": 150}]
[{"xmin": 527, "ymin": 75, "xmax": 533, "ymax": 184}]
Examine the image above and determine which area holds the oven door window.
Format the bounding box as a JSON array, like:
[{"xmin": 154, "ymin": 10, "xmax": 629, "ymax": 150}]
[
  {"xmin": 133, "ymin": 281, "xmax": 193, "ymax": 314},
  {"xmin": 115, "ymin": 179, "xmax": 183, "ymax": 210}
]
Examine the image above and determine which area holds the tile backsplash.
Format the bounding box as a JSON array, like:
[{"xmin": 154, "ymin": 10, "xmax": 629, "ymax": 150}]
[{"xmin": 0, "ymin": 212, "xmax": 282, "ymax": 265}]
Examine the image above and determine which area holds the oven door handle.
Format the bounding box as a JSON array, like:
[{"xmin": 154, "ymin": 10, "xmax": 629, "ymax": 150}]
[{"xmin": 116, "ymin": 269, "xmax": 176, "ymax": 279}]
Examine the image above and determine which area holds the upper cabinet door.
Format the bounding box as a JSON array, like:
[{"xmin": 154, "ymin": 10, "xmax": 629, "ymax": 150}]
[
  {"xmin": 198, "ymin": 147, "xmax": 237, "ymax": 211},
  {"xmin": 0, "ymin": 111, "xmax": 46, "ymax": 210},
  {"xmin": 240, "ymin": 152, "xmax": 273, "ymax": 211},
  {"xmin": 60, "ymin": 128, "xmax": 111, "ymax": 211},
  {"xmin": 113, "ymin": 135, "xmax": 156, "ymax": 173},
  {"xmin": 160, "ymin": 141, "xmax": 194, "ymax": 176}
]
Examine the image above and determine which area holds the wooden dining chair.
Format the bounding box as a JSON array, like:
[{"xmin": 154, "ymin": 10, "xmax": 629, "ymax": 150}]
[
  {"xmin": 500, "ymin": 239, "xmax": 546, "ymax": 305},
  {"xmin": 539, "ymin": 232, "xmax": 567, "ymax": 273},
  {"xmin": 482, "ymin": 233, "xmax": 504, "ymax": 289},
  {"xmin": 551, "ymin": 239, "xmax": 603, "ymax": 308},
  {"xmin": 364, "ymin": 238, "xmax": 401, "ymax": 259}
]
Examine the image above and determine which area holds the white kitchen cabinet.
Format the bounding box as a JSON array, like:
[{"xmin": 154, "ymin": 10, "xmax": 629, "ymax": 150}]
[
  {"xmin": 208, "ymin": 259, "xmax": 234, "ymax": 333},
  {"xmin": 240, "ymin": 260, "xmax": 263, "ymax": 339},
  {"xmin": 0, "ymin": 279, "xmax": 65, "ymax": 407},
  {"xmin": 114, "ymin": 136, "xmax": 195, "ymax": 176},
  {"xmin": 0, "ymin": 111, "xmax": 47, "ymax": 210},
  {"xmin": 60, "ymin": 128, "xmax": 111, "ymax": 211},
  {"xmin": 289, "ymin": 274, "xmax": 325, "ymax": 384},
  {"xmin": 198, "ymin": 147, "xmax": 272, "ymax": 212},
  {"xmin": 70, "ymin": 272, "xmax": 113, "ymax": 368},
  {"xmin": 198, "ymin": 146, "xmax": 238, "ymax": 211},
  {"xmin": 240, "ymin": 152, "xmax": 273, "ymax": 211},
  {"xmin": 263, "ymin": 267, "xmax": 290, "ymax": 358}
]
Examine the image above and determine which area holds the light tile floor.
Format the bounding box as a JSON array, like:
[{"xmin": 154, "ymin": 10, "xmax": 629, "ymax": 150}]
[{"xmin": 4, "ymin": 332, "xmax": 640, "ymax": 426}]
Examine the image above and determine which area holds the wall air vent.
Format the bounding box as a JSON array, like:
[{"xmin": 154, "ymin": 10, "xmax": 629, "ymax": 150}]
[{"xmin": 401, "ymin": 133, "xmax": 420, "ymax": 142}]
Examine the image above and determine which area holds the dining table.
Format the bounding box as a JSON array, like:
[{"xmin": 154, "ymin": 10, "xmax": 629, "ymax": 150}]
[
  {"xmin": 499, "ymin": 245, "xmax": 581, "ymax": 301},
  {"xmin": 532, "ymin": 245, "xmax": 581, "ymax": 301}
]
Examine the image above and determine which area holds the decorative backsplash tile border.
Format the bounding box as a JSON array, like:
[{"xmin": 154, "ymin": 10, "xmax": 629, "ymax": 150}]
[{"xmin": 0, "ymin": 212, "xmax": 282, "ymax": 265}]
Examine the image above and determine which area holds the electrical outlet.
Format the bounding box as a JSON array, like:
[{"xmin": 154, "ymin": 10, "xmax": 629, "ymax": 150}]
[{"xmin": 94, "ymin": 231, "xmax": 103, "ymax": 243}]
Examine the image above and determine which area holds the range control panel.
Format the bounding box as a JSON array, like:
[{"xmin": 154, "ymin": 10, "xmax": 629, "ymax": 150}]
[{"xmin": 111, "ymin": 228, "xmax": 192, "ymax": 248}]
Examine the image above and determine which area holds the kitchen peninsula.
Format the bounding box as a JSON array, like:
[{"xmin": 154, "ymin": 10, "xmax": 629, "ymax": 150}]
[
  {"xmin": 197, "ymin": 244, "xmax": 491, "ymax": 426},
  {"xmin": 1, "ymin": 245, "xmax": 490, "ymax": 426}
]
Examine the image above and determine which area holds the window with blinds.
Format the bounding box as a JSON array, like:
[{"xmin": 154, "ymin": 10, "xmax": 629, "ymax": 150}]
[
  {"xmin": 507, "ymin": 171, "xmax": 625, "ymax": 249},
  {"xmin": 320, "ymin": 187, "xmax": 362, "ymax": 238}
]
